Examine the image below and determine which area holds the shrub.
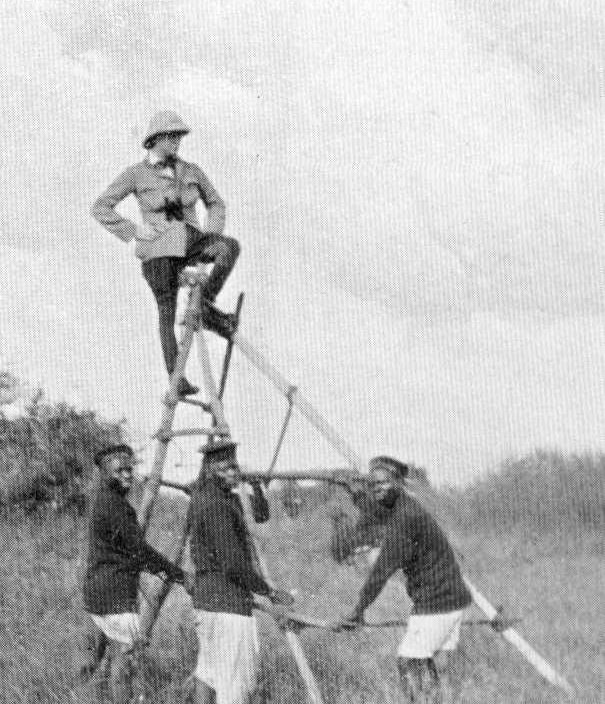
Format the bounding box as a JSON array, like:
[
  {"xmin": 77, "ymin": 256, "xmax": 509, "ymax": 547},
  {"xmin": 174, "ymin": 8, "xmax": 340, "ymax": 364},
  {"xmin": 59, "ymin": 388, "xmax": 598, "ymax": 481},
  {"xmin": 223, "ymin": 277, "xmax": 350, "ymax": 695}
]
[
  {"xmin": 452, "ymin": 450, "xmax": 605, "ymax": 534},
  {"xmin": 0, "ymin": 393, "xmax": 124, "ymax": 513}
]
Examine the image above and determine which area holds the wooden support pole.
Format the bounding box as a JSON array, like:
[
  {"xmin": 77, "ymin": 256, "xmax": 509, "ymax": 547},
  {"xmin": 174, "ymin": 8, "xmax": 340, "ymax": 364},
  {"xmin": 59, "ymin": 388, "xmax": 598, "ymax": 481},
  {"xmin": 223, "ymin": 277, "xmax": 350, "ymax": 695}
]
[
  {"xmin": 218, "ymin": 292, "xmax": 244, "ymax": 400},
  {"xmin": 232, "ymin": 331, "xmax": 574, "ymax": 697},
  {"xmin": 233, "ymin": 332, "xmax": 363, "ymax": 471},
  {"xmin": 209, "ymin": 292, "xmax": 244, "ymax": 445},
  {"xmin": 159, "ymin": 469, "xmax": 374, "ymax": 496},
  {"xmin": 137, "ymin": 285, "xmax": 203, "ymax": 640},
  {"xmin": 157, "ymin": 427, "xmax": 230, "ymax": 439},
  {"xmin": 240, "ymin": 494, "xmax": 325, "ymax": 704},
  {"xmin": 196, "ymin": 327, "xmax": 229, "ymax": 434},
  {"xmin": 266, "ymin": 392, "xmax": 295, "ymax": 476},
  {"xmin": 464, "ymin": 580, "xmax": 574, "ymax": 696},
  {"xmin": 198, "ymin": 324, "xmax": 325, "ymax": 704}
]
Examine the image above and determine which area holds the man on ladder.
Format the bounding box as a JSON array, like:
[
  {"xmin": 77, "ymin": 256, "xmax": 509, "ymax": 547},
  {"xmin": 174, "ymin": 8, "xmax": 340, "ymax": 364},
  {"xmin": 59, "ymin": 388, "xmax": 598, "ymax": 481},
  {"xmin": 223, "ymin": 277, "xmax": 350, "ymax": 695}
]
[{"xmin": 91, "ymin": 110, "xmax": 239, "ymax": 396}]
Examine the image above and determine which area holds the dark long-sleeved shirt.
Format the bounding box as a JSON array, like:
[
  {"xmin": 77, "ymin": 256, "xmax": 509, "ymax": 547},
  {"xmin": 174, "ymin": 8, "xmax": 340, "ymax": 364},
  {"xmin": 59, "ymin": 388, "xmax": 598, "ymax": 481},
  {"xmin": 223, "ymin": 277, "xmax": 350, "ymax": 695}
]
[
  {"xmin": 187, "ymin": 479, "xmax": 271, "ymax": 615},
  {"xmin": 83, "ymin": 480, "xmax": 179, "ymax": 615},
  {"xmin": 354, "ymin": 492, "xmax": 472, "ymax": 615}
]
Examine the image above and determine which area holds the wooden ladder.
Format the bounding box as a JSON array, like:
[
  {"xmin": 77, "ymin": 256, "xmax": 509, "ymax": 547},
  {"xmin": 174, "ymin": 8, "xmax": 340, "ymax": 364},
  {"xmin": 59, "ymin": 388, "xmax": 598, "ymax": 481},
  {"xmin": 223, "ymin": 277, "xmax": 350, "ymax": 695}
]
[{"xmin": 136, "ymin": 283, "xmax": 325, "ymax": 704}]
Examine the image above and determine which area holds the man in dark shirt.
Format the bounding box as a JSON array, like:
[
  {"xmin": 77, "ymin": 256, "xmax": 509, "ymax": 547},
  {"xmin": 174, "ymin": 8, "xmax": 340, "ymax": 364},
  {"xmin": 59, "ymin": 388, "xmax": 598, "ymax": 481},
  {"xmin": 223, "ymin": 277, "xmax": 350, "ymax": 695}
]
[
  {"xmin": 83, "ymin": 444, "xmax": 184, "ymax": 704},
  {"xmin": 187, "ymin": 440, "xmax": 293, "ymax": 704},
  {"xmin": 337, "ymin": 456, "xmax": 472, "ymax": 702}
]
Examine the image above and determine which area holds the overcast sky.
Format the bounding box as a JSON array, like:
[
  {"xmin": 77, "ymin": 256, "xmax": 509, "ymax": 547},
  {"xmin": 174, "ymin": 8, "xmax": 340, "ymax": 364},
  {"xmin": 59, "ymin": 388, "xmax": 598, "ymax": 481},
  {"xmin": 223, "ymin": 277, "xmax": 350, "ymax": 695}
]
[{"xmin": 0, "ymin": 1, "xmax": 604, "ymax": 484}]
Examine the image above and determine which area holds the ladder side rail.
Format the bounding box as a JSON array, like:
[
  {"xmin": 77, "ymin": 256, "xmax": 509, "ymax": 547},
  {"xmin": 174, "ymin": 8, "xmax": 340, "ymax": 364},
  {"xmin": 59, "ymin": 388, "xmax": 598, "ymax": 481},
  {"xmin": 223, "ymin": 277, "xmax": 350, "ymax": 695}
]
[
  {"xmin": 138, "ymin": 285, "xmax": 203, "ymax": 530},
  {"xmin": 196, "ymin": 328, "xmax": 229, "ymax": 431},
  {"xmin": 138, "ymin": 285, "xmax": 202, "ymax": 640},
  {"xmin": 138, "ymin": 513, "xmax": 191, "ymax": 640},
  {"xmin": 218, "ymin": 292, "xmax": 245, "ymax": 401},
  {"xmin": 139, "ymin": 295, "xmax": 241, "ymax": 640}
]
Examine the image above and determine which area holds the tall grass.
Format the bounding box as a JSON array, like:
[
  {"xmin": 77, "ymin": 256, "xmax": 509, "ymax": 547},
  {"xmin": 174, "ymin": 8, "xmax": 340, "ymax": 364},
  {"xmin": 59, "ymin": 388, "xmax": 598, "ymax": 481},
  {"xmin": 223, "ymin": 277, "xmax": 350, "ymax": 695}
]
[
  {"xmin": 449, "ymin": 450, "xmax": 605, "ymax": 535},
  {"xmin": 0, "ymin": 449, "xmax": 603, "ymax": 702}
]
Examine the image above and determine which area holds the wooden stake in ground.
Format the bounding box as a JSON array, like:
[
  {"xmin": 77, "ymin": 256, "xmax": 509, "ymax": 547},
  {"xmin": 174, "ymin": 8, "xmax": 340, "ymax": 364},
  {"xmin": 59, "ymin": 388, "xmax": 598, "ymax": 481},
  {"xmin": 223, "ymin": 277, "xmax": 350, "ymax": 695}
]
[{"xmin": 241, "ymin": 494, "xmax": 325, "ymax": 704}]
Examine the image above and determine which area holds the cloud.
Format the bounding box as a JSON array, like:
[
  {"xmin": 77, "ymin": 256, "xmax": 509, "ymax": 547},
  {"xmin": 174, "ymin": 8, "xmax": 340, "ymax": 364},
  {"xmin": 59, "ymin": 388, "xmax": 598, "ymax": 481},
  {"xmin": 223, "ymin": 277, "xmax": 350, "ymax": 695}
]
[{"xmin": 0, "ymin": 1, "xmax": 604, "ymax": 483}]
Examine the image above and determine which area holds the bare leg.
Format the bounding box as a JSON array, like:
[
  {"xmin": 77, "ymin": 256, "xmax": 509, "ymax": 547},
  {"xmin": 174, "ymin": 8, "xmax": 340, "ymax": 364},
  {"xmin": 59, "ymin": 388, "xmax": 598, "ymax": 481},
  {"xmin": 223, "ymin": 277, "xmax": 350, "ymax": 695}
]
[
  {"xmin": 435, "ymin": 649, "xmax": 464, "ymax": 702},
  {"xmin": 425, "ymin": 658, "xmax": 443, "ymax": 704},
  {"xmin": 397, "ymin": 657, "xmax": 441, "ymax": 702},
  {"xmin": 79, "ymin": 621, "xmax": 108, "ymax": 680},
  {"xmin": 192, "ymin": 677, "xmax": 216, "ymax": 704},
  {"xmin": 108, "ymin": 641, "xmax": 134, "ymax": 704}
]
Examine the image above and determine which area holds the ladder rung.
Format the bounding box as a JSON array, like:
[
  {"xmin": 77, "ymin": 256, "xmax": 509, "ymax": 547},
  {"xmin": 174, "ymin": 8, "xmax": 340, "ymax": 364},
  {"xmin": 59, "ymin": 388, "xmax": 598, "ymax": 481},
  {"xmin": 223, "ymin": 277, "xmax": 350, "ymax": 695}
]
[
  {"xmin": 155, "ymin": 426, "xmax": 230, "ymax": 440},
  {"xmin": 177, "ymin": 397, "xmax": 213, "ymax": 412}
]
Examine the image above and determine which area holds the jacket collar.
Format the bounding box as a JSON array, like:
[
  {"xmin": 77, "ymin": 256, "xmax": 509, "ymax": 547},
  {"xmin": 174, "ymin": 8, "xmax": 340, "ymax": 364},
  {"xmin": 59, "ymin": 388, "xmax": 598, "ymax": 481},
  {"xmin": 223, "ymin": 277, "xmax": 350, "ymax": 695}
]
[{"xmin": 145, "ymin": 152, "xmax": 180, "ymax": 172}]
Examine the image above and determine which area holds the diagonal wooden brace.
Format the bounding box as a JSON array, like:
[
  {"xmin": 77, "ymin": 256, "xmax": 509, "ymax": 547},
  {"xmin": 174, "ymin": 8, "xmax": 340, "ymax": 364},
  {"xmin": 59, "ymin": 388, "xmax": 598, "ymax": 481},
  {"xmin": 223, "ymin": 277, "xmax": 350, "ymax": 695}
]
[{"xmin": 232, "ymin": 330, "xmax": 574, "ymax": 697}]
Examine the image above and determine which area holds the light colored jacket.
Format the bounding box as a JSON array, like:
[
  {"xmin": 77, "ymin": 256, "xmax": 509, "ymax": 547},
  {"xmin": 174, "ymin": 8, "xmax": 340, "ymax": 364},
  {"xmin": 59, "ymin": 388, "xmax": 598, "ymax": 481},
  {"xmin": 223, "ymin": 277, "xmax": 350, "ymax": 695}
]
[{"xmin": 91, "ymin": 158, "xmax": 226, "ymax": 261}]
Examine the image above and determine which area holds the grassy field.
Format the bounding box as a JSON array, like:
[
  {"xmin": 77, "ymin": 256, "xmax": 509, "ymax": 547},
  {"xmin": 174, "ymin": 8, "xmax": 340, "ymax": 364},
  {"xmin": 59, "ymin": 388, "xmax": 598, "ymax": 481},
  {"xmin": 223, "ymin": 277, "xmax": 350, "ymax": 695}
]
[{"xmin": 0, "ymin": 451, "xmax": 603, "ymax": 703}]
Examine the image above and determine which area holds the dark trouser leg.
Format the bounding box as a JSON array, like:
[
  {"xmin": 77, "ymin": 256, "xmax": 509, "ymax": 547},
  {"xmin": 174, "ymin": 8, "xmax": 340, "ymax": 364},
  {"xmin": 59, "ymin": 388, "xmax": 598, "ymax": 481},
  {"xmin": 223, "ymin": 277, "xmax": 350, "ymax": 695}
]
[
  {"xmin": 185, "ymin": 232, "xmax": 240, "ymax": 301},
  {"xmin": 142, "ymin": 257, "xmax": 181, "ymax": 374}
]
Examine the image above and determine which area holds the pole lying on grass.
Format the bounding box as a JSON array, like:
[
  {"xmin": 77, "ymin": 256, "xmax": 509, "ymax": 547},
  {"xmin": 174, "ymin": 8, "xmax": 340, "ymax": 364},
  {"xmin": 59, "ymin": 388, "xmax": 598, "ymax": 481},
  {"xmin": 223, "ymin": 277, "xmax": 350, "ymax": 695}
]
[
  {"xmin": 255, "ymin": 601, "xmax": 522, "ymax": 632},
  {"xmin": 231, "ymin": 330, "xmax": 575, "ymax": 698},
  {"xmin": 464, "ymin": 580, "xmax": 574, "ymax": 696}
]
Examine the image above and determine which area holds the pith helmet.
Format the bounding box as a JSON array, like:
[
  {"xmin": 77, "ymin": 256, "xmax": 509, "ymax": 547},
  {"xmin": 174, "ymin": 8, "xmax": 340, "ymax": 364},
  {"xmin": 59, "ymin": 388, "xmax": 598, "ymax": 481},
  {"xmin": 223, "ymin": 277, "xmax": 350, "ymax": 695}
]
[{"xmin": 142, "ymin": 110, "xmax": 190, "ymax": 149}]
